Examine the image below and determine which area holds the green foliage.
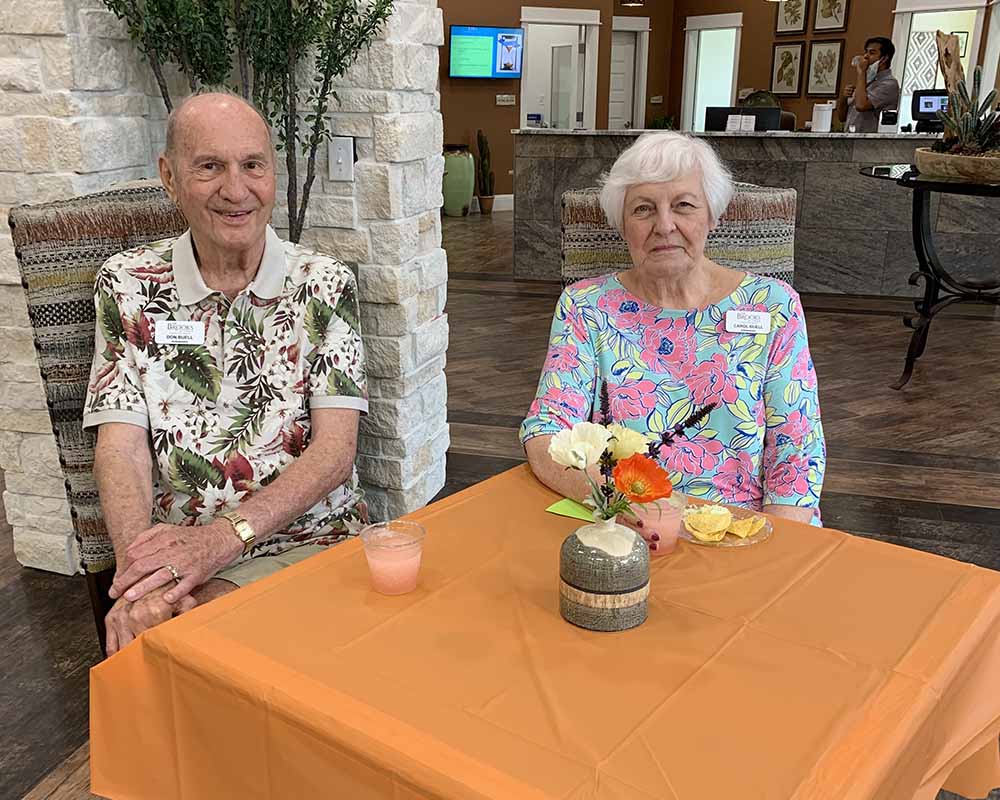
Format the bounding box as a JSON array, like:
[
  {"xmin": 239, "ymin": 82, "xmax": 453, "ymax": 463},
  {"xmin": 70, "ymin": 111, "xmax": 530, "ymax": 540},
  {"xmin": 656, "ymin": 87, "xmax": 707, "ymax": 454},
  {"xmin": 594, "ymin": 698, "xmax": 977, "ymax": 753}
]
[
  {"xmin": 168, "ymin": 448, "xmax": 224, "ymax": 495},
  {"xmin": 165, "ymin": 346, "xmax": 222, "ymax": 402},
  {"xmin": 103, "ymin": 0, "xmax": 233, "ymax": 108},
  {"xmin": 104, "ymin": 0, "xmax": 395, "ymax": 241},
  {"xmin": 476, "ymin": 128, "xmax": 494, "ymax": 197},
  {"xmin": 933, "ymin": 66, "xmax": 1000, "ymax": 156},
  {"xmin": 304, "ymin": 297, "xmax": 335, "ymax": 347},
  {"xmin": 649, "ymin": 115, "xmax": 674, "ymax": 130}
]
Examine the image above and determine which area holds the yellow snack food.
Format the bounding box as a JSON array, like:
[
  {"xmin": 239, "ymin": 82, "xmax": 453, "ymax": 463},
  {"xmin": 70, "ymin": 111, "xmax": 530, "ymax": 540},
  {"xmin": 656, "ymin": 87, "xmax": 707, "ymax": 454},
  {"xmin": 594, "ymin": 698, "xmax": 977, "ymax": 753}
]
[
  {"xmin": 725, "ymin": 517, "xmax": 754, "ymax": 539},
  {"xmin": 684, "ymin": 505, "xmax": 732, "ymax": 542}
]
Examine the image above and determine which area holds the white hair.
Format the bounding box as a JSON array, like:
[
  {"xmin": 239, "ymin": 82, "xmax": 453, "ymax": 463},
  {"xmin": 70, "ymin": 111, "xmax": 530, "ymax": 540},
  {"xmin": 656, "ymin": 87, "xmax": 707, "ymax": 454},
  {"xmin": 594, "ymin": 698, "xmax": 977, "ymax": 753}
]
[{"xmin": 598, "ymin": 132, "xmax": 735, "ymax": 232}]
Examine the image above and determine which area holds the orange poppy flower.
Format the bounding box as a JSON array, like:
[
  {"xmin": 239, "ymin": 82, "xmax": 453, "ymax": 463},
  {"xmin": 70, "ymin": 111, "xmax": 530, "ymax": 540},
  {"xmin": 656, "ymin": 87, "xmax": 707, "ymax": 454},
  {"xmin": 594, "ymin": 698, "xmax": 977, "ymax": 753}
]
[{"xmin": 613, "ymin": 454, "xmax": 673, "ymax": 504}]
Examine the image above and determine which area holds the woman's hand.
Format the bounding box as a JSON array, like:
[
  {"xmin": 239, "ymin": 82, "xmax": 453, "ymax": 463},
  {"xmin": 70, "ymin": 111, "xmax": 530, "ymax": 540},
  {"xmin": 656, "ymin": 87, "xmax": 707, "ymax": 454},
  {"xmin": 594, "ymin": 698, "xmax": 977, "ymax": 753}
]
[
  {"xmin": 109, "ymin": 521, "xmax": 243, "ymax": 605},
  {"xmin": 104, "ymin": 585, "xmax": 197, "ymax": 656}
]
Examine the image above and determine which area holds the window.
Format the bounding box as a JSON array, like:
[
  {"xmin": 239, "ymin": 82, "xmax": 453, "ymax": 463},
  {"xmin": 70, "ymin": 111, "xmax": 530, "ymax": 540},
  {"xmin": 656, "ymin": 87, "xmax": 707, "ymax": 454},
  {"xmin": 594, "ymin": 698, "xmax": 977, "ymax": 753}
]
[
  {"xmin": 891, "ymin": 1, "xmax": 988, "ymax": 129},
  {"xmin": 520, "ymin": 7, "xmax": 600, "ymax": 130},
  {"xmin": 681, "ymin": 13, "xmax": 743, "ymax": 132}
]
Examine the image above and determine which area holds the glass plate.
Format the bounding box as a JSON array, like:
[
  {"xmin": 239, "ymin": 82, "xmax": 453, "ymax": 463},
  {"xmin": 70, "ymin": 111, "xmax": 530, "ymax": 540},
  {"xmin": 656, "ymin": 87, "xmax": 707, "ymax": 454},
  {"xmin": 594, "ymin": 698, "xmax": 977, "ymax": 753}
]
[{"xmin": 678, "ymin": 506, "xmax": 773, "ymax": 548}]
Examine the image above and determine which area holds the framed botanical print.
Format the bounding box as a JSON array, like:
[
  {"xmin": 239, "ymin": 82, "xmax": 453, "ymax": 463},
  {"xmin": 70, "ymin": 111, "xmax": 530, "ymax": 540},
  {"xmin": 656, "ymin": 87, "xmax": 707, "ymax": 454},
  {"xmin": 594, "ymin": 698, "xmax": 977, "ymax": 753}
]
[
  {"xmin": 775, "ymin": 0, "xmax": 809, "ymax": 35},
  {"xmin": 771, "ymin": 42, "xmax": 804, "ymax": 96},
  {"xmin": 807, "ymin": 40, "xmax": 844, "ymax": 97},
  {"xmin": 813, "ymin": 0, "xmax": 849, "ymax": 33}
]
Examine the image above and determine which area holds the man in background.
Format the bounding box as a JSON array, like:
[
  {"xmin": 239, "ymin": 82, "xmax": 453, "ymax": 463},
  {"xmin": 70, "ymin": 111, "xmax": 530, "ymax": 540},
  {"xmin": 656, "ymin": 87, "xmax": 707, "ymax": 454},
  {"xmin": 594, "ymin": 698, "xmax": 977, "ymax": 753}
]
[{"xmin": 838, "ymin": 37, "xmax": 900, "ymax": 133}]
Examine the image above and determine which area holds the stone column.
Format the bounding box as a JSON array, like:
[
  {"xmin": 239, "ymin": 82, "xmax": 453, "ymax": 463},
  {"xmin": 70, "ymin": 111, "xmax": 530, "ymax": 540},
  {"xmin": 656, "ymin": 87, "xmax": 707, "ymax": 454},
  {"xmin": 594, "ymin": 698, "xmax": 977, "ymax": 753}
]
[
  {"xmin": 346, "ymin": 1, "xmax": 450, "ymax": 520},
  {"xmin": 276, "ymin": 1, "xmax": 450, "ymax": 519},
  {"xmin": 1, "ymin": 0, "xmax": 160, "ymax": 573}
]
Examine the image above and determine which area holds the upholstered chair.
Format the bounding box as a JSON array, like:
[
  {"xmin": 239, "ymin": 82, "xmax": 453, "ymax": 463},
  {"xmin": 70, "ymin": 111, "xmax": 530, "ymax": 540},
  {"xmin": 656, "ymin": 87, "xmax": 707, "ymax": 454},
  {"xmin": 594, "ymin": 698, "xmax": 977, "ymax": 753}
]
[
  {"xmin": 560, "ymin": 183, "xmax": 796, "ymax": 287},
  {"xmin": 8, "ymin": 183, "xmax": 187, "ymax": 652}
]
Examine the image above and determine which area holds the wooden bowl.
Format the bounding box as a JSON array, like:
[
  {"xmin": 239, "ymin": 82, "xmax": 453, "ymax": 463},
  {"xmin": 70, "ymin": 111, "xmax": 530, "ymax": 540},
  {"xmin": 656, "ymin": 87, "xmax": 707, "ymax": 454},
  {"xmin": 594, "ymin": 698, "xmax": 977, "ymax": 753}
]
[{"xmin": 915, "ymin": 147, "xmax": 1000, "ymax": 182}]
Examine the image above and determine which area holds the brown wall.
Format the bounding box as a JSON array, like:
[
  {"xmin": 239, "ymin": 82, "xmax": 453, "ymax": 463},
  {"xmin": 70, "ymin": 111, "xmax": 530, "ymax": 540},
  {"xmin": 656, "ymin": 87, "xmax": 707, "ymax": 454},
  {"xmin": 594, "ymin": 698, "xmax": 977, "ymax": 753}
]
[
  {"xmin": 668, "ymin": 0, "xmax": 897, "ymax": 129},
  {"xmin": 439, "ymin": 0, "xmax": 674, "ymax": 195}
]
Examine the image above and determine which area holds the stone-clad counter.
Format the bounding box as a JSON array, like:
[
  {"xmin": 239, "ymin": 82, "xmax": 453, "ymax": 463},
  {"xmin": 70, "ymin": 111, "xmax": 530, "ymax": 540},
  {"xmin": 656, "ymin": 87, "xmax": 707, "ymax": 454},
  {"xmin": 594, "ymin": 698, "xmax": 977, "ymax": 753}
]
[{"xmin": 513, "ymin": 130, "xmax": 999, "ymax": 295}]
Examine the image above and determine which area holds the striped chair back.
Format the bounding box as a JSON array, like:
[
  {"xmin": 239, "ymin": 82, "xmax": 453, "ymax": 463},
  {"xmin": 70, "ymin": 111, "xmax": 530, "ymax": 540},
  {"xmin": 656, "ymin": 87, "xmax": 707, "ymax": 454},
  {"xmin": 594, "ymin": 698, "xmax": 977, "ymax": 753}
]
[
  {"xmin": 561, "ymin": 183, "xmax": 796, "ymax": 286},
  {"xmin": 8, "ymin": 183, "xmax": 187, "ymax": 578}
]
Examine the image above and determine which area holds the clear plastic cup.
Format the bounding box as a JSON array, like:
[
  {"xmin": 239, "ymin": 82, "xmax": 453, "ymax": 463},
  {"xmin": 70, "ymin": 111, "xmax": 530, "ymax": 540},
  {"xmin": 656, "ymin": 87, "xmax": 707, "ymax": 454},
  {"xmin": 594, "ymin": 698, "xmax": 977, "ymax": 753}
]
[
  {"xmin": 624, "ymin": 494, "xmax": 688, "ymax": 557},
  {"xmin": 359, "ymin": 520, "xmax": 426, "ymax": 595}
]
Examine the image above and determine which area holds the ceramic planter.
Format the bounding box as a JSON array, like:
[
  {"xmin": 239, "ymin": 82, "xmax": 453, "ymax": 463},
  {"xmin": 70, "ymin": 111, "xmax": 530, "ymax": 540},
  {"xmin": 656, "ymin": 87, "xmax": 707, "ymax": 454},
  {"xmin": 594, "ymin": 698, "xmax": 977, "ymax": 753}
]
[{"xmin": 559, "ymin": 517, "xmax": 650, "ymax": 632}]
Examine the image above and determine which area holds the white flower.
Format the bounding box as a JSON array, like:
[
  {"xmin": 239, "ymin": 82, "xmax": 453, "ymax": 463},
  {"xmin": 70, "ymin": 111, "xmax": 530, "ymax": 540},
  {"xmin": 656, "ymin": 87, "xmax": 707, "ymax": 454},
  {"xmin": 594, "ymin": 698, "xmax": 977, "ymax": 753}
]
[
  {"xmin": 154, "ymin": 380, "xmax": 194, "ymax": 424},
  {"xmin": 548, "ymin": 422, "xmax": 613, "ymax": 470},
  {"xmin": 607, "ymin": 424, "xmax": 652, "ymax": 461},
  {"xmin": 200, "ymin": 479, "xmax": 247, "ymax": 516}
]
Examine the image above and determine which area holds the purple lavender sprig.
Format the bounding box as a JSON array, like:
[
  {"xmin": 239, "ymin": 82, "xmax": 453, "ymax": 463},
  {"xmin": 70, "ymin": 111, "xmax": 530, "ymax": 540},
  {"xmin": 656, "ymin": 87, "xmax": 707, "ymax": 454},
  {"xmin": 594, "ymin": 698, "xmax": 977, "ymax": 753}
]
[
  {"xmin": 646, "ymin": 402, "xmax": 717, "ymax": 460},
  {"xmin": 598, "ymin": 380, "xmax": 615, "ymax": 492},
  {"xmin": 598, "ymin": 379, "xmax": 612, "ymax": 426}
]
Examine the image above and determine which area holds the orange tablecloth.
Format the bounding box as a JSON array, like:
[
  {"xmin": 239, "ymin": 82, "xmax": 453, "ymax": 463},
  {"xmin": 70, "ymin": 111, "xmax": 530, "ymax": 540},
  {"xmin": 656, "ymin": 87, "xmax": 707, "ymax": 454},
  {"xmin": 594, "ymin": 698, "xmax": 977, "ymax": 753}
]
[{"xmin": 91, "ymin": 466, "xmax": 1000, "ymax": 800}]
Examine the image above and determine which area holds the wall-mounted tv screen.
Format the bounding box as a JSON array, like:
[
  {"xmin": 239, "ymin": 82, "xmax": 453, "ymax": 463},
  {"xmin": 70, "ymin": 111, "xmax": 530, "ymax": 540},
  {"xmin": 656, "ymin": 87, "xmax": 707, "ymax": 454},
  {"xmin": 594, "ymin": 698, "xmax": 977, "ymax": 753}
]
[{"xmin": 449, "ymin": 26, "xmax": 524, "ymax": 79}]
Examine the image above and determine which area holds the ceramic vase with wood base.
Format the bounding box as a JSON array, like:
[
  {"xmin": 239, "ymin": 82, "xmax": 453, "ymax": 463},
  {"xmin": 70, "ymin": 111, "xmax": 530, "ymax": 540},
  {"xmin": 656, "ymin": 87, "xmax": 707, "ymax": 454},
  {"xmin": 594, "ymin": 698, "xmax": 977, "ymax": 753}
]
[{"xmin": 559, "ymin": 516, "xmax": 650, "ymax": 632}]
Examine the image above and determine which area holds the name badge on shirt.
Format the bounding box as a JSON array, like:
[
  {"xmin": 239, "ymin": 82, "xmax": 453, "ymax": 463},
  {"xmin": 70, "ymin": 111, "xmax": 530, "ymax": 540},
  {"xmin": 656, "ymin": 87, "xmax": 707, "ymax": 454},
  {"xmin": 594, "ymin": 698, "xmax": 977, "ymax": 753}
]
[
  {"xmin": 154, "ymin": 320, "xmax": 205, "ymax": 346},
  {"xmin": 725, "ymin": 310, "xmax": 770, "ymax": 334}
]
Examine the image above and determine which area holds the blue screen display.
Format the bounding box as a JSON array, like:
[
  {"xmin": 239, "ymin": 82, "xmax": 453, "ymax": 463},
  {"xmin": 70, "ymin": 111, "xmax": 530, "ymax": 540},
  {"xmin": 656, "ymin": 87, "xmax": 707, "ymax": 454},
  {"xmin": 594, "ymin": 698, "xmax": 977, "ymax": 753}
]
[{"xmin": 449, "ymin": 26, "xmax": 524, "ymax": 79}]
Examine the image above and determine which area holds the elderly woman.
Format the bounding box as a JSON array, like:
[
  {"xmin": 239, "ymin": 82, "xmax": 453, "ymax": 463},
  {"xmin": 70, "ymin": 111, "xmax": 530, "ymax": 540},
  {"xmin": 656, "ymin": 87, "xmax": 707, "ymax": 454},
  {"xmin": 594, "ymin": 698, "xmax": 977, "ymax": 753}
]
[{"xmin": 520, "ymin": 132, "xmax": 825, "ymax": 530}]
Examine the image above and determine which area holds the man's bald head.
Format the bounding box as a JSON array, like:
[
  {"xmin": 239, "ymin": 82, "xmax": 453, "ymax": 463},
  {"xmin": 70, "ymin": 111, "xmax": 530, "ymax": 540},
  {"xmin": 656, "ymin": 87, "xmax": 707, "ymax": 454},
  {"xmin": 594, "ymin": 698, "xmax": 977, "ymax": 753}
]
[{"xmin": 164, "ymin": 90, "xmax": 273, "ymax": 163}]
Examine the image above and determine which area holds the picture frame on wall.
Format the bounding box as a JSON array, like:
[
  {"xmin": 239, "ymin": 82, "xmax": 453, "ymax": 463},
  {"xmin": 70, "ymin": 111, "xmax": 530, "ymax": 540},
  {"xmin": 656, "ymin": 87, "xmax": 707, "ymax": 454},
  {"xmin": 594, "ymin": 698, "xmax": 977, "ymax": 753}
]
[
  {"xmin": 771, "ymin": 42, "xmax": 804, "ymax": 96},
  {"xmin": 807, "ymin": 40, "xmax": 844, "ymax": 97},
  {"xmin": 775, "ymin": 0, "xmax": 809, "ymax": 35},
  {"xmin": 813, "ymin": 0, "xmax": 849, "ymax": 33},
  {"xmin": 951, "ymin": 30, "xmax": 969, "ymax": 58}
]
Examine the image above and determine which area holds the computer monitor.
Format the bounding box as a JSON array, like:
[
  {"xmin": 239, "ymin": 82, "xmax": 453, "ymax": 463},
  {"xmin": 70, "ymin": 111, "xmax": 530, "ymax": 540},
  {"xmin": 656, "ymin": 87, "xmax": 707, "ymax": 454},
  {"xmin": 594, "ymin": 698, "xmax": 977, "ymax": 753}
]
[
  {"xmin": 911, "ymin": 90, "xmax": 948, "ymax": 133},
  {"xmin": 704, "ymin": 107, "xmax": 782, "ymax": 132},
  {"xmin": 912, "ymin": 90, "xmax": 949, "ymax": 120}
]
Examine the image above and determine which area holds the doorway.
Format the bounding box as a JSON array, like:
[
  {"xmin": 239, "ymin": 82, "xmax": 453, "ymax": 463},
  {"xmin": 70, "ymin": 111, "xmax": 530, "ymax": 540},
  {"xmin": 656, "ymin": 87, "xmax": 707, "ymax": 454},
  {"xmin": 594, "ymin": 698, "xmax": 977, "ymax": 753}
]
[
  {"xmin": 520, "ymin": 6, "xmax": 600, "ymax": 130},
  {"xmin": 680, "ymin": 13, "xmax": 743, "ymax": 132},
  {"xmin": 609, "ymin": 16, "xmax": 650, "ymax": 130}
]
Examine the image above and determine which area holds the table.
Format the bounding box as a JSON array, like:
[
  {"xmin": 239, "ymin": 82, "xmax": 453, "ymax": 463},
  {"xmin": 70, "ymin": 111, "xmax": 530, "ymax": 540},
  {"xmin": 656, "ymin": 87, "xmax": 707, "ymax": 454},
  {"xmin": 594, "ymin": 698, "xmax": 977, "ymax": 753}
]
[
  {"xmin": 861, "ymin": 164, "xmax": 1000, "ymax": 389},
  {"xmin": 91, "ymin": 466, "xmax": 1000, "ymax": 800}
]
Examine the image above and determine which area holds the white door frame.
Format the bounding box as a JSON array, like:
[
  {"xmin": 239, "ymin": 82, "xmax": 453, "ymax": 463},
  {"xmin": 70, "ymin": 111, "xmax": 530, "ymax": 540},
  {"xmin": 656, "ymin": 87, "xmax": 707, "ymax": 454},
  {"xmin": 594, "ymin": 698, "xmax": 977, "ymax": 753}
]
[
  {"xmin": 520, "ymin": 6, "xmax": 601, "ymax": 129},
  {"xmin": 982, "ymin": 0, "xmax": 1000, "ymax": 93},
  {"xmin": 891, "ymin": 0, "xmax": 988, "ymax": 91},
  {"xmin": 612, "ymin": 16, "xmax": 651, "ymax": 128},
  {"xmin": 680, "ymin": 13, "xmax": 743, "ymax": 131}
]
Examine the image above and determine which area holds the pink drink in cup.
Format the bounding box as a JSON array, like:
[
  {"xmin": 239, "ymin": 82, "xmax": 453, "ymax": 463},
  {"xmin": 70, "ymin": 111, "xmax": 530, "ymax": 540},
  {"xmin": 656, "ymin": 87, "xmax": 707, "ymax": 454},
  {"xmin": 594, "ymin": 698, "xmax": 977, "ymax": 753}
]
[
  {"xmin": 625, "ymin": 494, "xmax": 687, "ymax": 557},
  {"xmin": 360, "ymin": 520, "xmax": 426, "ymax": 595}
]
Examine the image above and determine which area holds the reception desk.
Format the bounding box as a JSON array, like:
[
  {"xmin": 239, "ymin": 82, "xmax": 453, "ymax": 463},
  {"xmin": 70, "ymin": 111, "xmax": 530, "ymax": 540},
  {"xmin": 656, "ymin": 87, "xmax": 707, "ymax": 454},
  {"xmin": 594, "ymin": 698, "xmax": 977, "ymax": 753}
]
[{"xmin": 512, "ymin": 129, "xmax": 999, "ymax": 295}]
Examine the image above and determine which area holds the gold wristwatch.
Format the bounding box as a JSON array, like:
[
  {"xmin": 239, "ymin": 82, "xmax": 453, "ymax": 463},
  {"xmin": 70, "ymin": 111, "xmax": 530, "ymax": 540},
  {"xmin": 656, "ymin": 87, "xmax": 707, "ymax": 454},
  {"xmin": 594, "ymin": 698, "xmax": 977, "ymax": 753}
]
[{"xmin": 221, "ymin": 511, "xmax": 256, "ymax": 556}]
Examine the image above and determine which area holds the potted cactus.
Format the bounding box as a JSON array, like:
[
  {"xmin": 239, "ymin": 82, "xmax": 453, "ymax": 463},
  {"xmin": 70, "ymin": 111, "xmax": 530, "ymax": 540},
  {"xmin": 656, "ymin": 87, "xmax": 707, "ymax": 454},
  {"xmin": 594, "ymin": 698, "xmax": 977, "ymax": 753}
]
[
  {"xmin": 475, "ymin": 129, "xmax": 496, "ymax": 215},
  {"xmin": 915, "ymin": 66, "xmax": 1000, "ymax": 182}
]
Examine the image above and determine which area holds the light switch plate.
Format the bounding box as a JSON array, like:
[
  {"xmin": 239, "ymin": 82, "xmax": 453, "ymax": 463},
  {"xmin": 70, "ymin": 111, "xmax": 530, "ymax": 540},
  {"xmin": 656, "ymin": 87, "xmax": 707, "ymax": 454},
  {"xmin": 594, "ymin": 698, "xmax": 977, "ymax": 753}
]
[
  {"xmin": 496, "ymin": 94, "xmax": 516, "ymax": 106},
  {"xmin": 650, "ymin": 95, "xmax": 663, "ymax": 105},
  {"xmin": 328, "ymin": 136, "xmax": 354, "ymax": 181}
]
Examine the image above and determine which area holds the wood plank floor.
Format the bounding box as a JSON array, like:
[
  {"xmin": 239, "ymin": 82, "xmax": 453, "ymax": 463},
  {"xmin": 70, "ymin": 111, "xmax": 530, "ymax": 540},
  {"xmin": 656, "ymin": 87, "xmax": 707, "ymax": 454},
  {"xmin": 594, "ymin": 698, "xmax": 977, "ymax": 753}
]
[{"xmin": 11, "ymin": 209, "xmax": 1000, "ymax": 799}]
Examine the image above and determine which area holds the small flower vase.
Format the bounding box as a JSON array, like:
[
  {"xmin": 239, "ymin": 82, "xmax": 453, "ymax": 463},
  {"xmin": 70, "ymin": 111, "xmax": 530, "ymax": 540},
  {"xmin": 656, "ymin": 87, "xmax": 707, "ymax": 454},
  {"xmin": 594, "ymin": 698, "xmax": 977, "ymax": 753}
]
[{"xmin": 559, "ymin": 516, "xmax": 650, "ymax": 632}]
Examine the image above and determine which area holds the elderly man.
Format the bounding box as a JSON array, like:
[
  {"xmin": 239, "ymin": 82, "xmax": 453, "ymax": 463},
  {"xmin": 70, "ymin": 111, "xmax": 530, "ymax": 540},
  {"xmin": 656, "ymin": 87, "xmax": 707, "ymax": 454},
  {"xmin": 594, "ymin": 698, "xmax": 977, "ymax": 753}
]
[{"xmin": 84, "ymin": 92, "xmax": 368, "ymax": 655}]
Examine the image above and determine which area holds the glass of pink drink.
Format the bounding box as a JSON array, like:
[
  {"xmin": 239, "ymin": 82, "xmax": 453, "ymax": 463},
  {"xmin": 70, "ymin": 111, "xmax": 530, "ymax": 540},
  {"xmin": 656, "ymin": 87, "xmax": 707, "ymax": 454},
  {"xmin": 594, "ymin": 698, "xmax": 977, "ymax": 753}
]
[
  {"xmin": 360, "ymin": 521, "xmax": 426, "ymax": 595},
  {"xmin": 625, "ymin": 494, "xmax": 687, "ymax": 557}
]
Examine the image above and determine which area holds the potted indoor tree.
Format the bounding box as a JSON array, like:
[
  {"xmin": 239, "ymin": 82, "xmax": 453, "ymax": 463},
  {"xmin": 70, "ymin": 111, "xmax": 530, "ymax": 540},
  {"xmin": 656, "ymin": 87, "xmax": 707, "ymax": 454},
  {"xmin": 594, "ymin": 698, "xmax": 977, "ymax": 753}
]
[
  {"xmin": 475, "ymin": 129, "xmax": 495, "ymax": 215},
  {"xmin": 915, "ymin": 66, "xmax": 1000, "ymax": 182}
]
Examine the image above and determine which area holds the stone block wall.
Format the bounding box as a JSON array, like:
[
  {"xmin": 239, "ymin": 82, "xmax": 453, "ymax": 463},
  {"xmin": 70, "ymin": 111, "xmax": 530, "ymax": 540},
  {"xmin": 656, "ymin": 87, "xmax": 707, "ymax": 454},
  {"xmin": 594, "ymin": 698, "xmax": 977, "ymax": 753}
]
[
  {"xmin": 0, "ymin": 0, "xmax": 449, "ymax": 571},
  {"xmin": 0, "ymin": 0, "xmax": 156, "ymax": 573}
]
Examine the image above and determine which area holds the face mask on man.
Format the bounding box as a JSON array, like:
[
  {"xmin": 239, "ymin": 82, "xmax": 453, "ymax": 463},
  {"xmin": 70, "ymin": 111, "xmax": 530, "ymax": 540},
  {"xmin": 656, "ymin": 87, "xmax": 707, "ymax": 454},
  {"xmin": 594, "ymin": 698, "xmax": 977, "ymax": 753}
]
[{"xmin": 867, "ymin": 61, "xmax": 881, "ymax": 83}]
